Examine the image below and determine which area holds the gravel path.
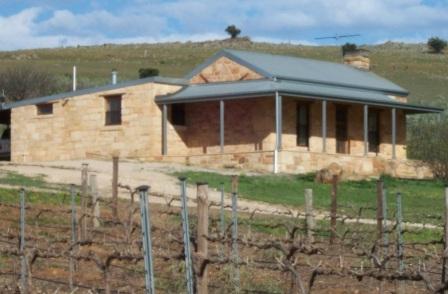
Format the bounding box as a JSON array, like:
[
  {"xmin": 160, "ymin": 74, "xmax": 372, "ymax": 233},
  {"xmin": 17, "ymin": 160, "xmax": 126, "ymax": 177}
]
[{"xmin": 0, "ymin": 160, "xmax": 440, "ymax": 230}]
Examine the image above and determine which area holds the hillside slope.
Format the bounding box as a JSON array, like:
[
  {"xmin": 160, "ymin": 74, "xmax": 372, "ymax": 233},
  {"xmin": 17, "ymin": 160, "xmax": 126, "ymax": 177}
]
[{"xmin": 0, "ymin": 39, "xmax": 446, "ymax": 106}]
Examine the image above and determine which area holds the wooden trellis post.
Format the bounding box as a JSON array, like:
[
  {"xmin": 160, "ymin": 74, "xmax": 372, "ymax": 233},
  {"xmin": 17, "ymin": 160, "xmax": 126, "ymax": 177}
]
[
  {"xmin": 89, "ymin": 174, "xmax": 100, "ymax": 228},
  {"xmin": 304, "ymin": 188, "xmax": 315, "ymax": 243},
  {"xmin": 80, "ymin": 163, "xmax": 88, "ymax": 241},
  {"xmin": 112, "ymin": 156, "xmax": 119, "ymax": 219},
  {"xmin": 196, "ymin": 182, "xmax": 209, "ymax": 294}
]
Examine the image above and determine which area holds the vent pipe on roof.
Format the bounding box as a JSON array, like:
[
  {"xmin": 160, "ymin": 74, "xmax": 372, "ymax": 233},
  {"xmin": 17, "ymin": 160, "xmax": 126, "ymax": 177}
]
[
  {"xmin": 112, "ymin": 70, "xmax": 118, "ymax": 85},
  {"xmin": 343, "ymin": 49, "xmax": 370, "ymax": 71},
  {"xmin": 72, "ymin": 65, "xmax": 77, "ymax": 91}
]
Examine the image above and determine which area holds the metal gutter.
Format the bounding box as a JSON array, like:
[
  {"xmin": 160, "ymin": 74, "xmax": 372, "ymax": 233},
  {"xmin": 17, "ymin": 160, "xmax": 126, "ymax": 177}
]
[{"xmin": 156, "ymin": 88, "xmax": 442, "ymax": 114}]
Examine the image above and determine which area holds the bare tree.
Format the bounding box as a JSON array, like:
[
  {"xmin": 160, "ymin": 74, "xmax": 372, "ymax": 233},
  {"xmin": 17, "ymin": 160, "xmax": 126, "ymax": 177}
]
[{"xmin": 0, "ymin": 66, "xmax": 61, "ymax": 102}]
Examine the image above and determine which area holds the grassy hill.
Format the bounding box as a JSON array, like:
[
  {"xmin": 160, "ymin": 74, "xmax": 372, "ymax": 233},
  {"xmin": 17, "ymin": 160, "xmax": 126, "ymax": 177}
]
[{"xmin": 0, "ymin": 39, "xmax": 447, "ymax": 106}]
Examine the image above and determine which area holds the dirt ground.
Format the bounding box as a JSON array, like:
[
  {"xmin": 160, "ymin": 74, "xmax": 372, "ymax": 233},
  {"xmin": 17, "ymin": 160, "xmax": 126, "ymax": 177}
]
[{"xmin": 0, "ymin": 159, "xmax": 280, "ymax": 212}]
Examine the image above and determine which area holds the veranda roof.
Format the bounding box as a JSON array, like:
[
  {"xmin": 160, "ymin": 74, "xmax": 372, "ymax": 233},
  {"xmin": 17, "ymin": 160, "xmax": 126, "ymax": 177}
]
[{"xmin": 155, "ymin": 79, "xmax": 442, "ymax": 114}]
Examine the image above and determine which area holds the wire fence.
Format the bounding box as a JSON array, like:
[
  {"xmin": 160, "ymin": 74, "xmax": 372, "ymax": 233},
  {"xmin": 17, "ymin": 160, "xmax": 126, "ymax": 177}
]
[{"xmin": 0, "ymin": 163, "xmax": 447, "ymax": 293}]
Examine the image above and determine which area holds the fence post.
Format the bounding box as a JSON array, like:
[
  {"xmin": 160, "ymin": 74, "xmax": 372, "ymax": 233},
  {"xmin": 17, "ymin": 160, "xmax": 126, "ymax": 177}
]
[
  {"xmin": 196, "ymin": 182, "xmax": 209, "ymax": 294},
  {"xmin": 179, "ymin": 177, "xmax": 194, "ymax": 294},
  {"xmin": 80, "ymin": 163, "xmax": 88, "ymax": 241},
  {"xmin": 69, "ymin": 184, "xmax": 78, "ymax": 289},
  {"xmin": 304, "ymin": 188, "xmax": 315, "ymax": 243},
  {"xmin": 382, "ymin": 188, "xmax": 388, "ymax": 256},
  {"xmin": 19, "ymin": 188, "xmax": 28, "ymax": 293},
  {"xmin": 89, "ymin": 174, "xmax": 100, "ymax": 228},
  {"xmin": 138, "ymin": 185, "xmax": 155, "ymax": 294},
  {"xmin": 396, "ymin": 192, "xmax": 404, "ymax": 293},
  {"xmin": 220, "ymin": 183, "xmax": 225, "ymax": 260},
  {"xmin": 112, "ymin": 156, "xmax": 119, "ymax": 219},
  {"xmin": 231, "ymin": 175, "xmax": 240, "ymax": 293},
  {"xmin": 442, "ymin": 187, "xmax": 448, "ymax": 288},
  {"xmin": 330, "ymin": 175, "xmax": 338, "ymax": 245},
  {"xmin": 376, "ymin": 178, "xmax": 384, "ymax": 243}
]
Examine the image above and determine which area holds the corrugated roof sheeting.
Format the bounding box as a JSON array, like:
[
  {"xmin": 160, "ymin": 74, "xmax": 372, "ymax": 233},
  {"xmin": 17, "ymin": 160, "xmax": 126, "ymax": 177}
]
[
  {"xmin": 155, "ymin": 79, "xmax": 442, "ymax": 113},
  {"xmin": 1, "ymin": 76, "xmax": 188, "ymax": 110},
  {"xmin": 186, "ymin": 49, "xmax": 409, "ymax": 95}
]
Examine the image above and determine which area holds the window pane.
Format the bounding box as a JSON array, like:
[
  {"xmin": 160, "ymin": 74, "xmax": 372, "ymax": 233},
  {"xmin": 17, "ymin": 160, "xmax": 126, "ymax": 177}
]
[
  {"xmin": 368, "ymin": 111, "xmax": 380, "ymax": 153},
  {"xmin": 296, "ymin": 104, "xmax": 309, "ymax": 147},
  {"xmin": 37, "ymin": 103, "xmax": 53, "ymax": 115},
  {"xmin": 105, "ymin": 95, "xmax": 122, "ymax": 125}
]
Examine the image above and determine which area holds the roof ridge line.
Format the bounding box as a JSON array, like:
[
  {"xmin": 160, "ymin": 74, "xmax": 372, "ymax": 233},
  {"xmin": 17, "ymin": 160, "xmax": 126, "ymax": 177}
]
[{"xmin": 276, "ymin": 77, "xmax": 408, "ymax": 96}]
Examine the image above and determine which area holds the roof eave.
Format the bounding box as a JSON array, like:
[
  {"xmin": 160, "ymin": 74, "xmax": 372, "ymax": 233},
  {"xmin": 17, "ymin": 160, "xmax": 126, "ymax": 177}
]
[
  {"xmin": 1, "ymin": 76, "xmax": 187, "ymax": 110},
  {"xmin": 155, "ymin": 88, "xmax": 443, "ymax": 114}
]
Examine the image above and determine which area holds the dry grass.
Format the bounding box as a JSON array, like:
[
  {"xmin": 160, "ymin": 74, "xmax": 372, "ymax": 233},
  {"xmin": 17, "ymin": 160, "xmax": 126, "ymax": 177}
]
[{"xmin": 0, "ymin": 39, "xmax": 446, "ymax": 106}]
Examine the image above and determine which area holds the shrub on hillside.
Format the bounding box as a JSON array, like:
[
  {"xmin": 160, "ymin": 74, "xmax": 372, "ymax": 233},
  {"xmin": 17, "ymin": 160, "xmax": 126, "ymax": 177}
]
[
  {"xmin": 139, "ymin": 68, "xmax": 159, "ymax": 78},
  {"xmin": 341, "ymin": 43, "xmax": 358, "ymax": 55},
  {"xmin": 427, "ymin": 37, "xmax": 447, "ymax": 53},
  {"xmin": 225, "ymin": 25, "xmax": 241, "ymax": 39}
]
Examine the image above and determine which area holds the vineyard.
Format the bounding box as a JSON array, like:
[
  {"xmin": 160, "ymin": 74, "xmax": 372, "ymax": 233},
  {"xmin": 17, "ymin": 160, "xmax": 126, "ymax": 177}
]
[{"xmin": 0, "ymin": 163, "xmax": 447, "ymax": 293}]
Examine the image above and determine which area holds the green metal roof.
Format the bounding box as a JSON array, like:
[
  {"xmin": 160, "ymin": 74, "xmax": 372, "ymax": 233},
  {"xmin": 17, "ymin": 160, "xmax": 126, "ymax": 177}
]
[
  {"xmin": 1, "ymin": 76, "xmax": 187, "ymax": 110},
  {"xmin": 155, "ymin": 79, "xmax": 442, "ymax": 114},
  {"xmin": 185, "ymin": 49, "xmax": 409, "ymax": 96}
]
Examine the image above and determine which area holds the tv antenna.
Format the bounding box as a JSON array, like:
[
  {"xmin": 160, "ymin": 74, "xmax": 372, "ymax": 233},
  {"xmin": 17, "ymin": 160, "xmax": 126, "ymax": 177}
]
[{"xmin": 314, "ymin": 34, "xmax": 361, "ymax": 40}]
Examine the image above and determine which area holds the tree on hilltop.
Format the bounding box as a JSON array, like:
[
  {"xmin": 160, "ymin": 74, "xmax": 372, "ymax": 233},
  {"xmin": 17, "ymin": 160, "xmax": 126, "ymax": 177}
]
[{"xmin": 225, "ymin": 25, "xmax": 241, "ymax": 39}]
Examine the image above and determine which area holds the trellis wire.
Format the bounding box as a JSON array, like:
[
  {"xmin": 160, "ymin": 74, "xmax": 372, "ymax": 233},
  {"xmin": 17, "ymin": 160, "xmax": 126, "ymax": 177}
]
[{"xmin": 1, "ymin": 163, "xmax": 448, "ymax": 293}]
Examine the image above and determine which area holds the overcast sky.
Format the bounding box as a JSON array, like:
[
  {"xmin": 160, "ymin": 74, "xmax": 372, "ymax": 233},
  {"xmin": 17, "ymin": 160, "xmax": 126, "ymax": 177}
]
[{"xmin": 1, "ymin": 0, "xmax": 448, "ymax": 51}]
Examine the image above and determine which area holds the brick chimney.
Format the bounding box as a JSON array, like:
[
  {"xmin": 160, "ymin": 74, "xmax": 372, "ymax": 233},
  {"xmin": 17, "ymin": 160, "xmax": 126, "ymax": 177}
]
[{"xmin": 343, "ymin": 49, "xmax": 370, "ymax": 71}]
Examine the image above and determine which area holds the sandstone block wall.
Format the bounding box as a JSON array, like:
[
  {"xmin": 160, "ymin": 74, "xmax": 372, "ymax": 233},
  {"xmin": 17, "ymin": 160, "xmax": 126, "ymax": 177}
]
[
  {"xmin": 11, "ymin": 83, "xmax": 182, "ymax": 162},
  {"xmin": 190, "ymin": 56, "xmax": 263, "ymax": 84}
]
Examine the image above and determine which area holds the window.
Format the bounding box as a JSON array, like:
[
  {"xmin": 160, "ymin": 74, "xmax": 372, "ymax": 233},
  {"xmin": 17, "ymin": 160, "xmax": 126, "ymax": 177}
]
[
  {"xmin": 171, "ymin": 103, "xmax": 186, "ymax": 126},
  {"xmin": 105, "ymin": 95, "xmax": 122, "ymax": 125},
  {"xmin": 336, "ymin": 106, "xmax": 349, "ymax": 154},
  {"xmin": 36, "ymin": 103, "xmax": 53, "ymax": 115},
  {"xmin": 368, "ymin": 110, "xmax": 380, "ymax": 153},
  {"xmin": 296, "ymin": 104, "xmax": 309, "ymax": 147}
]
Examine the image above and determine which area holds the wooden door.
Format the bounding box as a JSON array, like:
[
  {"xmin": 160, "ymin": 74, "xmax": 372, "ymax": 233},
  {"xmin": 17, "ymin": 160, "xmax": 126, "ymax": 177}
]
[{"xmin": 336, "ymin": 107, "xmax": 349, "ymax": 154}]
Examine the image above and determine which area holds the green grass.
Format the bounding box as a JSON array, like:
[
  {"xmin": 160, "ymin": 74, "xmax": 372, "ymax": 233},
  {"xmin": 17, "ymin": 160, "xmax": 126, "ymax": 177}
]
[
  {"xmin": 0, "ymin": 171, "xmax": 70, "ymax": 191},
  {"xmin": 173, "ymin": 171, "xmax": 446, "ymax": 225},
  {"xmin": 0, "ymin": 188, "xmax": 72, "ymax": 205},
  {"xmin": 0, "ymin": 40, "xmax": 446, "ymax": 107},
  {"xmin": 0, "ymin": 171, "xmax": 73, "ymax": 205}
]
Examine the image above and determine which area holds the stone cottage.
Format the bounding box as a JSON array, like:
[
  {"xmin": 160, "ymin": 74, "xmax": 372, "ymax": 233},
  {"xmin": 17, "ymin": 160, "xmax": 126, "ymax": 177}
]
[{"xmin": 0, "ymin": 49, "xmax": 442, "ymax": 178}]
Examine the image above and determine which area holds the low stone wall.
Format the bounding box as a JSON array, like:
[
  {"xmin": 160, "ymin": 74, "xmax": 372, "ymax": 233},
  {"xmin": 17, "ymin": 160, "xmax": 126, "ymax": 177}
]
[
  {"xmin": 279, "ymin": 150, "xmax": 432, "ymax": 179},
  {"xmin": 155, "ymin": 149, "xmax": 432, "ymax": 179},
  {"xmin": 154, "ymin": 150, "xmax": 274, "ymax": 172}
]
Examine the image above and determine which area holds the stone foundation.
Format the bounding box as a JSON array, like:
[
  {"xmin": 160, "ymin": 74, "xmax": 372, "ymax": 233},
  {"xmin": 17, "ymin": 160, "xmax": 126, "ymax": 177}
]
[{"xmin": 155, "ymin": 149, "xmax": 432, "ymax": 179}]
